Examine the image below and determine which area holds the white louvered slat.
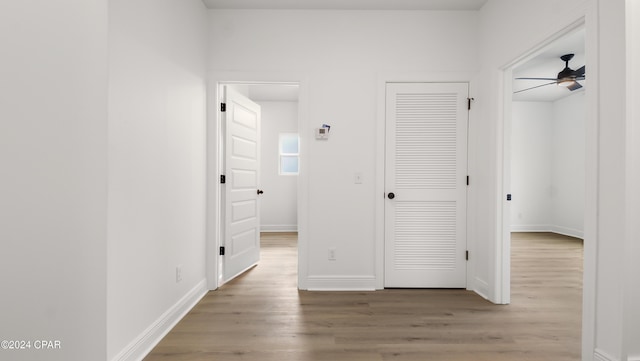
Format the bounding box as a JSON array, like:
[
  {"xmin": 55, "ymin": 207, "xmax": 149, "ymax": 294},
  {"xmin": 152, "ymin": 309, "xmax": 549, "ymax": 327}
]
[
  {"xmin": 395, "ymin": 92, "xmax": 458, "ymax": 190},
  {"xmin": 394, "ymin": 201, "xmax": 457, "ymax": 270}
]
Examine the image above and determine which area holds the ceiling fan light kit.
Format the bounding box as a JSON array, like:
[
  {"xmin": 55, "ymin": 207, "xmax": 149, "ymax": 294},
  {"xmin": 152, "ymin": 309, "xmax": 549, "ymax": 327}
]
[
  {"xmin": 514, "ymin": 53, "xmax": 586, "ymax": 94},
  {"xmin": 558, "ymin": 78, "xmax": 576, "ymax": 87}
]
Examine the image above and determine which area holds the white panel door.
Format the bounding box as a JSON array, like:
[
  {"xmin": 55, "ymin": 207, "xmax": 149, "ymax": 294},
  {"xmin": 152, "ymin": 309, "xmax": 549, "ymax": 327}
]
[
  {"xmin": 385, "ymin": 82, "xmax": 468, "ymax": 288},
  {"xmin": 223, "ymin": 88, "xmax": 262, "ymax": 282}
]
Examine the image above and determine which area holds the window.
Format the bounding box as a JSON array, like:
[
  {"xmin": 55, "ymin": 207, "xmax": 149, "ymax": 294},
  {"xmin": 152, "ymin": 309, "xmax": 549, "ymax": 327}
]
[{"xmin": 279, "ymin": 133, "xmax": 299, "ymax": 175}]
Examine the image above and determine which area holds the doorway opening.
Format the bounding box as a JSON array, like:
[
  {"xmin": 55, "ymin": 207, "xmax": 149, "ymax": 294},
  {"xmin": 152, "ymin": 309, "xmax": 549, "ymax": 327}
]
[
  {"xmin": 499, "ymin": 22, "xmax": 587, "ymax": 354},
  {"xmin": 510, "ymin": 27, "xmax": 586, "ymax": 239},
  {"xmin": 215, "ymin": 82, "xmax": 301, "ymax": 287},
  {"xmin": 502, "ymin": 21, "xmax": 586, "ymax": 301}
]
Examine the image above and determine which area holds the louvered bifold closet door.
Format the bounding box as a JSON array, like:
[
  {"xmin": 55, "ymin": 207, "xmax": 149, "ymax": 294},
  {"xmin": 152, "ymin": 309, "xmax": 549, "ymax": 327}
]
[{"xmin": 384, "ymin": 83, "xmax": 468, "ymax": 288}]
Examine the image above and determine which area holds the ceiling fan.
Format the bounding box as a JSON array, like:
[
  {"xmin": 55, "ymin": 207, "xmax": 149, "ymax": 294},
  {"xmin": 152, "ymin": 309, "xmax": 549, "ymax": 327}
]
[{"xmin": 514, "ymin": 54, "xmax": 586, "ymax": 94}]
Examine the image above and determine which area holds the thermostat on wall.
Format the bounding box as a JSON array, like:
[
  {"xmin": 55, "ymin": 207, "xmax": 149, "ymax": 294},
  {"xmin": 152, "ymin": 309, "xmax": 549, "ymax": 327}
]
[
  {"xmin": 315, "ymin": 127, "xmax": 329, "ymax": 139},
  {"xmin": 315, "ymin": 124, "xmax": 331, "ymax": 139}
]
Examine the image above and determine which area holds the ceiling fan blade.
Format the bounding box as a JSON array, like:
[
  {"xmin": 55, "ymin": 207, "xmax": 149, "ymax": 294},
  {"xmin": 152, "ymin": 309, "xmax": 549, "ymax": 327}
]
[
  {"xmin": 574, "ymin": 65, "xmax": 585, "ymax": 76},
  {"xmin": 513, "ymin": 81, "xmax": 557, "ymax": 94},
  {"xmin": 515, "ymin": 77, "xmax": 558, "ymax": 81},
  {"xmin": 567, "ymin": 82, "xmax": 583, "ymax": 91}
]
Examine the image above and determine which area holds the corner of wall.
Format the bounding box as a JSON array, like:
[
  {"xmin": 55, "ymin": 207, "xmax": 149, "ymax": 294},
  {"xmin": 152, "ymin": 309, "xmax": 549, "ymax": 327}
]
[
  {"xmin": 594, "ymin": 349, "xmax": 620, "ymax": 361},
  {"xmin": 110, "ymin": 280, "xmax": 207, "ymax": 361},
  {"xmin": 471, "ymin": 277, "xmax": 491, "ymax": 302}
]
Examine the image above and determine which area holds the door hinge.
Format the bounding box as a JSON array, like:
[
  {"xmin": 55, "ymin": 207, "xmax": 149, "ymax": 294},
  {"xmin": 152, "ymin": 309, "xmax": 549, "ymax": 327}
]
[
  {"xmin": 467, "ymin": 97, "xmax": 474, "ymax": 110},
  {"xmin": 466, "ymin": 250, "xmax": 469, "ymax": 261},
  {"xmin": 220, "ymin": 103, "xmax": 226, "ymax": 112},
  {"xmin": 219, "ymin": 246, "xmax": 225, "ymax": 256},
  {"xmin": 220, "ymin": 175, "xmax": 226, "ymax": 184},
  {"xmin": 466, "ymin": 175, "xmax": 469, "ymax": 186}
]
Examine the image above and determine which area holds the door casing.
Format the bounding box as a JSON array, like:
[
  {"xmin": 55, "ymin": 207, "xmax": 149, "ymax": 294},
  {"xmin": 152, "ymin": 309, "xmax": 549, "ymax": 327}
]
[{"xmin": 206, "ymin": 74, "xmax": 308, "ymax": 291}]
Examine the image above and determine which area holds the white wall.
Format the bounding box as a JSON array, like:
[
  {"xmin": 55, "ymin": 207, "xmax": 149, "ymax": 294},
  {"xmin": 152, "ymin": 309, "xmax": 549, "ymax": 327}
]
[
  {"xmin": 258, "ymin": 101, "xmax": 299, "ymax": 232},
  {"xmin": 510, "ymin": 102, "xmax": 554, "ymax": 230},
  {"xmin": 107, "ymin": 0, "xmax": 208, "ymax": 360},
  {"xmin": 209, "ymin": 9, "xmax": 479, "ymax": 289},
  {"xmin": 592, "ymin": 0, "xmax": 627, "ymax": 359},
  {"xmin": 624, "ymin": 2, "xmax": 640, "ymax": 358},
  {"xmin": 481, "ymin": 0, "xmax": 639, "ymax": 360},
  {"xmin": 0, "ymin": 1, "xmax": 108, "ymax": 360},
  {"xmin": 551, "ymin": 93, "xmax": 586, "ymax": 237},
  {"xmin": 477, "ymin": 0, "xmax": 589, "ymax": 302},
  {"xmin": 511, "ymin": 94, "xmax": 585, "ymax": 238}
]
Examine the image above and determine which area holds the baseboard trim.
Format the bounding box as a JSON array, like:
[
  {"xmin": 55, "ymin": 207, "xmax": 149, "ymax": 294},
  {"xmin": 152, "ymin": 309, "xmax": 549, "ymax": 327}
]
[
  {"xmin": 510, "ymin": 224, "xmax": 552, "ymax": 232},
  {"xmin": 472, "ymin": 277, "xmax": 491, "ymax": 302},
  {"xmin": 260, "ymin": 225, "xmax": 298, "ymax": 232},
  {"xmin": 510, "ymin": 225, "xmax": 583, "ymax": 239},
  {"xmin": 594, "ymin": 348, "xmax": 619, "ymax": 361},
  {"xmin": 549, "ymin": 225, "xmax": 584, "ymax": 239},
  {"xmin": 110, "ymin": 279, "xmax": 208, "ymax": 361},
  {"xmin": 307, "ymin": 275, "xmax": 376, "ymax": 291}
]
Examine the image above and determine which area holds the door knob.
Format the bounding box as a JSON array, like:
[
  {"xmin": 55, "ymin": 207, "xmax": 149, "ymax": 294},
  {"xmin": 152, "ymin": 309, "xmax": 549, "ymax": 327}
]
[
  {"xmin": 257, "ymin": 189, "xmax": 264, "ymax": 195},
  {"xmin": 388, "ymin": 192, "xmax": 395, "ymax": 199}
]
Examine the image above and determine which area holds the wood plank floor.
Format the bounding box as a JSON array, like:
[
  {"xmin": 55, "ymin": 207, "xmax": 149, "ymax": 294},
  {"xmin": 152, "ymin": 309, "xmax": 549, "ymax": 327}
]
[{"xmin": 144, "ymin": 232, "xmax": 583, "ymax": 361}]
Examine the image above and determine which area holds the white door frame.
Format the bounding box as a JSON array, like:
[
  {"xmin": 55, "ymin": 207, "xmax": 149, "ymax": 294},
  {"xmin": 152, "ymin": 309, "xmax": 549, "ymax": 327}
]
[
  {"xmin": 206, "ymin": 72, "xmax": 309, "ymax": 290},
  {"xmin": 496, "ymin": 14, "xmax": 599, "ymax": 359},
  {"xmin": 375, "ymin": 73, "xmax": 476, "ymax": 290},
  {"xmin": 624, "ymin": 0, "xmax": 640, "ymax": 356},
  {"xmin": 498, "ymin": 16, "xmax": 588, "ymax": 303}
]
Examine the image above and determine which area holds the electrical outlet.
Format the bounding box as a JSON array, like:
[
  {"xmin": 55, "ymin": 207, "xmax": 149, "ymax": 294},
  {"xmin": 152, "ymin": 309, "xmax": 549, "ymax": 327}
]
[
  {"xmin": 328, "ymin": 248, "xmax": 337, "ymax": 261},
  {"xmin": 176, "ymin": 265, "xmax": 183, "ymax": 283}
]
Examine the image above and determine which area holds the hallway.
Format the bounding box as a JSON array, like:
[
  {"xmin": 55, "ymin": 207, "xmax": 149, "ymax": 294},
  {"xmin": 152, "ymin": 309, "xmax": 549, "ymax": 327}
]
[{"xmin": 145, "ymin": 232, "xmax": 582, "ymax": 361}]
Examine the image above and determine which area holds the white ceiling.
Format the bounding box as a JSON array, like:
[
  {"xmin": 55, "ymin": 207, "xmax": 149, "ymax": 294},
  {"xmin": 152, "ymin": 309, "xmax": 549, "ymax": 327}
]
[
  {"xmin": 202, "ymin": 0, "xmax": 488, "ymax": 11},
  {"xmin": 512, "ymin": 28, "xmax": 586, "ymax": 102}
]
